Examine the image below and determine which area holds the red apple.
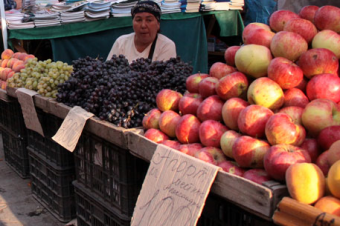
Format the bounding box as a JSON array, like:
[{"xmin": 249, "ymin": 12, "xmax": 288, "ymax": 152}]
[
  {"xmin": 178, "ymin": 143, "xmax": 203, "ymax": 156},
  {"xmin": 243, "ymin": 27, "xmax": 275, "ymax": 48},
  {"xmin": 312, "ymin": 30, "xmax": 340, "ymax": 59},
  {"xmin": 158, "ymin": 110, "xmax": 181, "ymax": 138},
  {"xmin": 215, "ymin": 71, "xmax": 249, "ymax": 101},
  {"xmin": 178, "ymin": 93, "xmax": 203, "ymax": 116},
  {"xmin": 270, "ymin": 31, "xmax": 308, "ymax": 62},
  {"xmin": 247, "ymin": 77, "xmax": 284, "ymax": 111},
  {"xmin": 314, "ymin": 5, "xmax": 340, "ymax": 33},
  {"xmin": 299, "ymin": 5, "xmax": 319, "ymax": 23},
  {"xmin": 232, "ymin": 135, "xmax": 270, "ymax": 168},
  {"xmin": 156, "ymin": 89, "xmax": 182, "ymax": 112},
  {"xmin": 299, "ymin": 138, "xmax": 321, "ymax": 163},
  {"xmin": 263, "ymin": 144, "xmax": 311, "ymax": 181},
  {"xmin": 142, "ymin": 108, "xmax": 162, "ymax": 129},
  {"xmin": 265, "ymin": 113, "xmax": 306, "ymax": 146},
  {"xmin": 242, "ymin": 23, "xmax": 271, "ymax": 42},
  {"xmin": 161, "ymin": 140, "xmax": 181, "ymax": 150},
  {"xmin": 243, "ymin": 169, "xmax": 272, "ymax": 185},
  {"xmin": 186, "ymin": 73, "xmax": 209, "ymax": 93},
  {"xmin": 278, "ymin": 106, "xmax": 304, "ymax": 125},
  {"xmin": 317, "ymin": 125, "xmax": 340, "ymax": 151},
  {"xmin": 198, "ymin": 76, "xmax": 219, "ymax": 99},
  {"xmin": 269, "ymin": 10, "xmax": 300, "ymax": 32},
  {"xmin": 295, "ymin": 78, "xmax": 308, "ymax": 93},
  {"xmin": 316, "ymin": 150, "xmax": 331, "ymax": 176},
  {"xmin": 221, "ymin": 97, "xmax": 249, "ymax": 131},
  {"xmin": 283, "ymin": 18, "xmax": 317, "ymax": 43},
  {"xmin": 194, "ymin": 149, "xmax": 217, "ymax": 165},
  {"xmin": 238, "ymin": 104, "xmax": 274, "ymax": 138},
  {"xmin": 209, "ymin": 62, "xmax": 237, "ymax": 80},
  {"xmin": 302, "ymin": 98, "xmax": 340, "ymax": 137},
  {"xmin": 195, "ymin": 147, "xmax": 226, "ymax": 165},
  {"xmin": 218, "ymin": 160, "xmax": 245, "ymax": 177},
  {"xmin": 175, "ymin": 114, "xmax": 201, "ymax": 144},
  {"xmin": 196, "ymin": 95, "xmax": 224, "ymax": 122},
  {"xmin": 220, "ymin": 130, "xmax": 241, "ymax": 159},
  {"xmin": 144, "ymin": 128, "xmax": 169, "ymax": 143},
  {"xmin": 283, "ymin": 88, "xmax": 309, "ymax": 108},
  {"xmin": 306, "ymin": 73, "xmax": 340, "ymax": 103},
  {"xmin": 199, "ymin": 120, "xmax": 228, "ymax": 148},
  {"xmin": 224, "ymin": 46, "xmax": 241, "ymax": 66},
  {"xmin": 267, "ymin": 57, "xmax": 303, "ymax": 90},
  {"xmin": 235, "ymin": 44, "xmax": 273, "ymax": 79},
  {"xmin": 297, "ymin": 48, "xmax": 339, "ymax": 79}
]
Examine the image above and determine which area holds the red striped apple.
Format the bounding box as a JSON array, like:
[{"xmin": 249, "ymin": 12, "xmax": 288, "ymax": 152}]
[
  {"xmin": 283, "ymin": 18, "xmax": 317, "ymax": 43},
  {"xmin": 218, "ymin": 160, "xmax": 245, "ymax": 177},
  {"xmin": 220, "ymin": 130, "xmax": 241, "ymax": 159},
  {"xmin": 156, "ymin": 89, "xmax": 182, "ymax": 112},
  {"xmin": 144, "ymin": 128, "xmax": 169, "ymax": 143},
  {"xmin": 317, "ymin": 125, "xmax": 340, "ymax": 151},
  {"xmin": 179, "ymin": 143, "xmax": 203, "ymax": 157},
  {"xmin": 306, "ymin": 73, "xmax": 340, "ymax": 103},
  {"xmin": 316, "ymin": 150, "xmax": 331, "ymax": 176},
  {"xmin": 186, "ymin": 73, "xmax": 209, "ymax": 93},
  {"xmin": 215, "ymin": 71, "xmax": 248, "ymax": 101},
  {"xmin": 178, "ymin": 93, "xmax": 203, "ymax": 116},
  {"xmin": 158, "ymin": 110, "xmax": 181, "ymax": 138},
  {"xmin": 314, "ymin": 5, "xmax": 340, "ymax": 33},
  {"xmin": 161, "ymin": 140, "xmax": 181, "ymax": 150},
  {"xmin": 299, "ymin": 5, "xmax": 319, "ymax": 23},
  {"xmin": 283, "ymin": 88, "xmax": 309, "ymax": 108},
  {"xmin": 224, "ymin": 46, "xmax": 241, "ymax": 66},
  {"xmin": 300, "ymin": 138, "xmax": 321, "ymax": 163},
  {"xmin": 198, "ymin": 76, "xmax": 218, "ymax": 98},
  {"xmin": 209, "ymin": 62, "xmax": 237, "ymax": 80},
  {"xmin": 199, "ymin": 120, "xmax": 228, "ymax": 148},
  {"xmin": 222, "ymin": 97, "xmax": 249, "ymax": 130},
  {"xmin": 197, "ymin": 95, "xmax": 224, "ymax": 122},
  {"xmin": 278, "ymin": 106, "xmax": 304, "ymax": 125},
  {"xmin": 269, "ymin": 10, "xmax": 300, "ymax": 32},
  {"xmin": 175, "ymin": 114, "xmax": 201, "ymax": 144},
  {"xmin": 142, "ymin": 108, "xmax": 162, "ymax": 129},
  {"xmin": 243, "ymin": 169, "xmax": 272, "ymax": 185},
  {"xmin": 312, "ymin": 30, "xmax": 340, "ymax": 59}
]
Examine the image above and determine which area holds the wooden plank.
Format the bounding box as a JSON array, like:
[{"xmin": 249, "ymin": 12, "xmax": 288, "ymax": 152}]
[
  {"xmin": 6, "ymin": 86, "xmax": 17, "ymax": 98},
  {"xmin": 0, "ymin": 89, "xmax": 11, "ymax": 102},
  {"xmin": 128, "ymin": 130, "xmax": 157, "ymax": 161}
]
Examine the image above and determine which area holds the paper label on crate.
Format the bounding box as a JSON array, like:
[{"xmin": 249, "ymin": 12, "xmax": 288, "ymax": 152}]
[
  {"xmin": 16, "ymin": 88, "xmax": 44, "ymax": 137},
  {"xmin": 52, "ymin": 106, "xmax": 93, "ymax": 152},
  {"xmin": 131, "ymin": 145, "xmax": 220, "ymax": 226}
]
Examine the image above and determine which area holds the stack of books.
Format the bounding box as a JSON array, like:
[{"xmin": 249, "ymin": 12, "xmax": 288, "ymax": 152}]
[
  {"xmin": 161, "ymin": 1, "xmax": 181, "ymax": 14},
  {"xmin": 180, "ymin": 0, "xmax": 200, "ymax": 13},
  {"xmin": 60, "ymin": 11, "xmax": 85, "ymax": 23},
  {"xmin": 33, "ymin": 10, "xmax": 61, "ymax": 27},
  {"xmin": 5, "ymin": 9, "xmax": 35, "ymax": 29},
  {"xmin": 85, "ymin": 1, "xmax": 111, "ymax": 21},
  {"xmin": 110, "ymin": 0, "xmax": 137, "ymax": 17},
  {"xmin": 200, "ymin": 0, "xmax": 215, "ymax": 11},
  {"xmin": 229, "ymin": 0, "xmax": 244, "ymax": 10}
]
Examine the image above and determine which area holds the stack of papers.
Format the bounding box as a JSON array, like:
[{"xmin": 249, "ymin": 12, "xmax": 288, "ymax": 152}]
[
  {"xmin": 161, "ymin": 1, "xmax": 181, "ymax": 14},
  {"xmin": 214, "ymin": 2, "xmax": 229, "ymax": 10},
  {"xmin": 33, "ymin": 10, "xmax": 61, "ymax": 27},
  {"xmin": 110, "ymin": 0, "xmax": 137, "ymax": 17},
  {"xmin": 61, "ymin": 11, "xmax": 86, "ymax": 23},
  {"xmin": 185, "ymin": 0, "xmax": 201, "ymax": 13},
  {"xmin": 200, "ymin": 0, "xmax": 215, "ymax": 11},
  {"xmin": 229, "ymin": 0, "xmax": 243, "ymax": 10},
  {"xmin": 6, "ymin": 10, "xmax": 35, "ymax": 29},
  {"xmin": 84, "ymin": 1, "xmax": 111, "ymax": 20}
]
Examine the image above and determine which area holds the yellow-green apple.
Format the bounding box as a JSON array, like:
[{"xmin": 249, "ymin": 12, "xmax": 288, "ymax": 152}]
[
  {"xmin": 327, "ymin": 140, "xmax": 340, "ymax": 166},
  {"xmin": 238, "ymin": 104, "xmax": 274, "ymax": 138},
  {"xmin": 161, "ymin": 140, "xmax": 181, "ymax": 150},
  {"xmin": 312, "ymin": 30, "xmax": 340, "ymax": 59},
  {"xmin": 278, "ymin": 106, "xmax": 304, "ymax": 125},
  {"xmin": 302, "ymin": 98, "xmax": 340, "ymax": 137},
  {"xmin": 270, "ymin": 31, "xmax": 308, "ymax": 62},
  {"xmin": 267, "ymin": 57, "xmax": 303, "ymax": 90},
  {"xmin": 306, "ymin": 74, "xmax": 340, "ymax": 103},
  {"xmin": 144, "ymin": 128, "xmax": 169, "ymax": 144},
  {"xmin": 178, "ymin": 93, "xmax": 203, "ymax": 116},
  {"xmin": 283, "ymin": 88, "xmax": 309, "ymax": 108},
  {"xmin": 199, "ymin": 119, "xmax": 228, "ymax": 148},
  {"xmin": 220, "ymin": 130, "xmax": 241, "ymax": 159},
  {"xmin": 158, "ymin": 110, "xmax": 181, "ymax": 138},
  {"xmin": 242, "ymin": 22, "xmax": 271, "ymax": 42},
  {"xmin": 232, "ymin": 135, "xmax": 270, "ymax": 168},
  {"xmin": 317, "ymin": 125, "xmax": 340, "ymax": 151},
  {"xmin": 224, "ymin": 46, "xmax": 241, "ymax": 66},
  {"xmin": 197, "ymin": 95, "xmax": 224, "ymax": 122},
  {"xmin": 198, "ymin": 76, "xmax": 218, "ymax": 98},
  {"xmin": 269, "ymin": 10, "xmax": 300, "ymax": 32},
  {"xmin": 218, "ymin": 160, "xmax": 245, "ymax": 177},
  {"xmin": 283, "ymin": 18, "xmax": 317, "ymax": 43},
  {"xmin": 1, "ymin": 49, "xmax": 14, "ymax": 60},
  {"xmin": 316, "ymin": 150, "xmax": 331, "ymax": 176},
  {"xmin": 314, "ymin": 5, "xmax": 340, "ymax": 33},
  {"xmin": 215, "ymin": 71, "xmax": 249, "ymax": 101},
  {"xmin": 221, "ymin": 97, "xmax": 249, "ymax": 131},
  {"xmin": 243, "ymin": 169, "xmax": 272, "ymax": 185},
  {"xmin": 299, "ymin": 5, "xmax": 319, "ymax": 23},
  {"xmin": 209, "ymin": 62, "xmax": 237, "ymax": 80},
  {"xmin": 299, "ymin": 138, "xmax": 321, "ymax": 163},
  {"xmin": 195, "ymin": 147, "xmax": 226, "ymax": 165},
  {"xmin": 297, "ymin": 48, "xmax": 339, "ymax": 79},
  {"xmin": 235, "ymin": 44, "xmax": 272, "ymax": 79},
  {"xmin": 186, "ymin": 73, "xmax": 209, "ymax": 93},
  {"xmin": 175, "ymin": 114, "xmax": 201, "ymax": 144},
  {"xmin": 156, "ymin": 89, "xmax": 182, "ymax": 112},
  {"xmin": 265, "ymin": 113, "xmax": 306, "ymax": 146},
  {"xmin": 247, "ymin": 77, "xmax": 284, "ymax": 111},
  {"xmin": 243, "ymin": 26, "xmax": 275, "ymax": 48},
  {"xmin": 142, "ymin": 108, "xmax": 162, "ymax": 129},
  {"xmin": 263, "ymin": 144, "xmax": 311, "ymax": 181},
  {"xmin": 179, "ymin": 143, "xmax": 203, "ymax": 156}
]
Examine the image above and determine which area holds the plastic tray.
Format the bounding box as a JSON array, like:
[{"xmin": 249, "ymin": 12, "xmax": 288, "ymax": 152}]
[{"xmin": 0, "ymin": 98, "xmax": 26, "ymax": 136}]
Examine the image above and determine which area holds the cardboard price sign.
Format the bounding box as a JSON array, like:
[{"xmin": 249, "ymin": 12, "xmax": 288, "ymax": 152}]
[
  {"xmin": 16, "ymin": 88, "xmax": 44, "ymax": 137},
  {"xmin": 52, "ymin": 106, "xmax": 93, "ymax": 152},
  {"xmin": 131, "ymin": 145, "xmax": 220, "ymax": 226}
]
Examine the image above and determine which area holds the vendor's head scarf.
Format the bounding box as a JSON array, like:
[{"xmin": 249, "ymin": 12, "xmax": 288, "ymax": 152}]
[{"xmin": 131, "ymin": 1, "xmax": 162, "ymax": 21}]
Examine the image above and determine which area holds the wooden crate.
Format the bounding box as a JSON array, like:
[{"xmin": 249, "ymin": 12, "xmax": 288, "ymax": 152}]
[{"xmin": 127, "ymin": 131, "xmax": 289, "ymax": 221}]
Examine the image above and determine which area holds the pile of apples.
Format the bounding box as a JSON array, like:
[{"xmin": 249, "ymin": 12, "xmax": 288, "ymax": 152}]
[
  {"xmin": 142, "ymin": 4, "xmax": 340, "ymax": 216},
  {"xmin": 0, "ymin": 49, "xmax": 35, "ymax": 89}
]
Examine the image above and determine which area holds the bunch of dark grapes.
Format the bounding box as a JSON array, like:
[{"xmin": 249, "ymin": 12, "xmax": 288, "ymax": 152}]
[{"xmin": 57, "ymin": 55, "xmax": 193, "ymax": 128}]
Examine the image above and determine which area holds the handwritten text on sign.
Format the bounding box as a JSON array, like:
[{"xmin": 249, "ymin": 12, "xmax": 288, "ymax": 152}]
[
  {"xmin": 131, "ymin": 145, "xmax": 219, "ymax": 226},
  {"xmin": 52, "ymin": 106, "xmax": 93, "ymax": 152}
]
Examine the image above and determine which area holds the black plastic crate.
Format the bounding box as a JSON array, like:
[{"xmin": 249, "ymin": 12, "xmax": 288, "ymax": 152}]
[
  {"xmin": 28, "ymin": 147, "xmax": 76, "ymax": 223},
  {"xmin": 74, "ymin": 131, "xmax": 149, "ymax": 217},
  {"xmin": 0, "ymin": 98, "xmax": 26, "ymax": 136},
  {"xmin": 1, "ymin": 129, "xmax": 30, "ymax": 178},
  {"xmin": 74, "ymin": 181, "xmax": 131, "ymax": 226},
  {"xmin": 197, "ymin": 193, "xmax": 276, "ymax": 226}
]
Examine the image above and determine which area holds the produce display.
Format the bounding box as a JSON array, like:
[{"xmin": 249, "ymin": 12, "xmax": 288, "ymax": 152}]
[
  {"xmin": 57, "ymin": 55, "xmax": 193, "ymax": 128},
  {"xmin": 142, "ymin": 4, "xmax": 340, "ymax": 217}
]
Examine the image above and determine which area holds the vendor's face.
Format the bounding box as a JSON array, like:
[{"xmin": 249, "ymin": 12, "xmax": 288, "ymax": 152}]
[{"xmin": 133, "ymin": 12, "xmax": 160, "ymax": 45}]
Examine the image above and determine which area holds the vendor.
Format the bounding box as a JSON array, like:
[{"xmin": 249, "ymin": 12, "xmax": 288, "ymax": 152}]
[{"xmin": 106, "ymin": 1, "xmax": 177, "ymax": 63}]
